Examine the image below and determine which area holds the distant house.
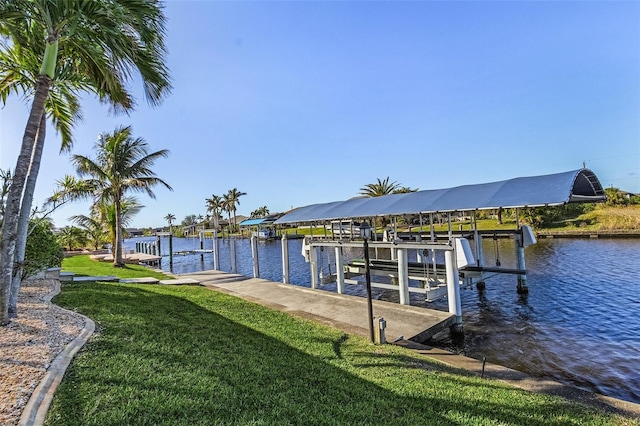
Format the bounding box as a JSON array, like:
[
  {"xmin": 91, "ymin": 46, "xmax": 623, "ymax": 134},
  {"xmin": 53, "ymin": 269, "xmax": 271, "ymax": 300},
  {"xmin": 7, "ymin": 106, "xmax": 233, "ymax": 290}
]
[{"xmin": 125, "ymin": 228, "xmax": 143, "ymax": 237}]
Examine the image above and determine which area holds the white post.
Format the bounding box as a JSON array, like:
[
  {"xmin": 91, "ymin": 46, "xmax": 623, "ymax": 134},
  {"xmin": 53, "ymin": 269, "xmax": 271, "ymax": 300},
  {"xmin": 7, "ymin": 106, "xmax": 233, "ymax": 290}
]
[
  {"xmin": 310, "ymin": 245, "xmax": 319, "ymax": 289},
  {"xmin": 445, "ymin": 247, "xmax": 463, "ymax": 332},
  {"xmin": 416, "ymin": 234, "xmax": 423, "ymax": 262},
  {"xmin": 335, "ymin": 246, "xmax": 345, "ymax": 294},
  {"xmin": 514, "ymin": 232, "xmax": 528, "ymax": 294},
  {"xmin": 230, "ymin": 237, "xmax": 237, "ymax": 274},
  {"xmin": 213, "ymin": 230, "xmax": 220, "ymax": 271},
  {"xmin": 476, "ymin": 233, "xmax": 484, "ymax": 266},
  {"xmin": 251, "ymin": 235, "xmax": 259, "ymax": 278},
  {"xmin": 281, "ymin": 234, "xmax": 290, "ymax": 284},
  {"xmin": 397, "ymin": 248, "xmax": 410, "ymax": 305}
]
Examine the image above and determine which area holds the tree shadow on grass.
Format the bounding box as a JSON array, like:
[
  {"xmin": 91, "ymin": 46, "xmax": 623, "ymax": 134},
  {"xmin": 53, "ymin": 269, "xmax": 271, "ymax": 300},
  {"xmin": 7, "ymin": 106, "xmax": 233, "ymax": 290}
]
[{"xmin": 47, "ymin": 283, "xmax": 629, "ymax": 426}]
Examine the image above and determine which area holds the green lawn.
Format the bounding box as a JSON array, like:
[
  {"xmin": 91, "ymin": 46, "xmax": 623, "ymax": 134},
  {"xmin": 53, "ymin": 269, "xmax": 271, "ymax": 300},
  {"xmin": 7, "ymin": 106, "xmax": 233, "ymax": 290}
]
[
  {"xmin": 47, "ymin": 281, "xmax": 636, "ymax": 425},
  {"xmin": 62, "ymin": 255, "xmax": 173, "ymax": 280}
]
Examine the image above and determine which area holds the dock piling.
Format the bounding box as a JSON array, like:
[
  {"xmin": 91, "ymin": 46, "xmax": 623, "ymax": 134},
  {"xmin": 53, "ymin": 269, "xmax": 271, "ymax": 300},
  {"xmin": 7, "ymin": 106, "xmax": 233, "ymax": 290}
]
[
  {"xmin": 230, "ymin": 237, "xmax": 237, "ymax": 273},
  {"xmin": 335, "ymin": 246, "xmax": 345, "ymax": 294},
  {"xmin": 282, "ymin": 234, "xmax": 290, "ymax": 284},
  {"xmin": 251, "ymin": 235, "xmax": 259, "ymax": 278},
  {"xmin": 445, "ymin": 247, "xmax": 463, "ymax": 334}
]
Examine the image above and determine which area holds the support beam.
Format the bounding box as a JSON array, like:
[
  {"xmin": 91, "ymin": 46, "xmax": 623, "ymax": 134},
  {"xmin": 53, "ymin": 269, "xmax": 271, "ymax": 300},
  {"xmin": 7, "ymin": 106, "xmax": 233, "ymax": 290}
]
[
  {"xmin": 251, "ymin": 235, "xmax": 259, "ymax": 278},
  {"xmin": 309, "ymin": 245, "xmax": 319, "ymax": 289},
  {"xmin": 281, "ymin": 233, "xmax": 290, "ymax": 284},
  {"xmin": 230, "ymin": 237, "xmax": 237, "ymax": 274},
  {"xmin": 335, "ymin": 246, "xmax": 345, "ymax": 294},
  {"xmin": 445, "ymin": 248, "xmax": 463, "ymax": 333},
  {"xmin": 514, "ymin": 232, "xmax": 528, "ymax": 294},
  {"xmin": 213, "ymin": 230, "xmax": 220, "ymax": 271},
  {"xmin": 397, "ymin": 248, "xmax": 410, "ymax": 305}
]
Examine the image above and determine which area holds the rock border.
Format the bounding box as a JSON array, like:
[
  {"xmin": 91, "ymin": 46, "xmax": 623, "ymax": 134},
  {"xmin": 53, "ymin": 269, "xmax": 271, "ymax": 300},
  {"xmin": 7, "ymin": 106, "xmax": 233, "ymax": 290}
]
[{"xmin": 17, "ymin": 280, "xmax": 95, "ymax": 426}]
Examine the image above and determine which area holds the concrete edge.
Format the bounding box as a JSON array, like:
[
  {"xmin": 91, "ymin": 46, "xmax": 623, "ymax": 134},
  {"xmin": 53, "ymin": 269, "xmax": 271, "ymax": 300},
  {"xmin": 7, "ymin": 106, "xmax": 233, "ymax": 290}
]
[
  {"xmin": 18, "ymin": 280, "xmax": 96, "ymax": 426},
  {"xmin": 394, "ymin": 340, "xmax": 640, "ymax": 419}
]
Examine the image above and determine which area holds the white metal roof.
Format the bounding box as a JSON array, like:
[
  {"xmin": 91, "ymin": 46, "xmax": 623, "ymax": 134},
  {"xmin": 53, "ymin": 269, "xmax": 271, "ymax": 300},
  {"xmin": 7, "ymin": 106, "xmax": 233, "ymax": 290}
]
[{"xmin": 274, "ymin": 169, "xmax": 605, "ymax": 225}]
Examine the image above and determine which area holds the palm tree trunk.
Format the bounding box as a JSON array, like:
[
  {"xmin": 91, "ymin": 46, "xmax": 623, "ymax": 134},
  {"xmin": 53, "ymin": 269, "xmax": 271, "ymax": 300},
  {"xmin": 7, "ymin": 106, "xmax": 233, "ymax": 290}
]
[
  {"xmin": 0, "ymin": 75, "xmax": 51, "ymax": 325},
  {"xmin": 114, "ymin": 195, "xmax": 124, "ymax": 267},
  {"xmin": 9, "ymin": 113, "xmax": 47, "ymax": 318}
]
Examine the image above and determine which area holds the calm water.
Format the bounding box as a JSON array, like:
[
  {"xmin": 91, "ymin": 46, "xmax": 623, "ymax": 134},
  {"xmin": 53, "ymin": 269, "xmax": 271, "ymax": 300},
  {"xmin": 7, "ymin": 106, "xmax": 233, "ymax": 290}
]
[{"xmin": 124, "ymin": 236, "xmax": 640, "ymax": 403}]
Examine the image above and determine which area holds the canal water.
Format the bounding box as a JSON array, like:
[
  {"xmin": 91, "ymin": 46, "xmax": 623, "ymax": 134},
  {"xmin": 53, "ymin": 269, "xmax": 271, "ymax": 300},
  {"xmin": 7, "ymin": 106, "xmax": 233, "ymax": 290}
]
[{"xmin": 124, "ymin": 236, "xmax": 640, "ymax": 404}]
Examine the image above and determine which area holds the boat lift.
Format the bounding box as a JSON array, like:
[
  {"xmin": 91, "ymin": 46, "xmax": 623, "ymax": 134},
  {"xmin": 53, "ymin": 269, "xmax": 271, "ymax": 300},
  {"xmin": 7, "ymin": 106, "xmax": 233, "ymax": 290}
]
[{"xmin": 275, "ymin": 169, "xmax": 606, "ymax": 334}]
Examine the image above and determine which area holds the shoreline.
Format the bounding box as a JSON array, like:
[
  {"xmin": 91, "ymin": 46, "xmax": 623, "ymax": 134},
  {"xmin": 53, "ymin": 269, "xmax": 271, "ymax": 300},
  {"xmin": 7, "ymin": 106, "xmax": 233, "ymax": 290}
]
[{"xmin": 536, "ymin": 229, "xmax": 640, "ymax": 239}]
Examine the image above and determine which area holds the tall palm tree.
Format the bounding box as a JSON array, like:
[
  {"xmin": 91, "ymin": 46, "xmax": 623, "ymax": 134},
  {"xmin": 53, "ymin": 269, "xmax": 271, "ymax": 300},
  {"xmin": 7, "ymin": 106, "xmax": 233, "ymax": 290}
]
[
  {"xmin": 1, "ymin": 34, "xmax": 85, "ymax": 318},
  {"xmin": 359, "ymin": 177, "xmax": 400, "ymax": 197},
  {"xmin": 0, "ymin": 0, "xmax": 171, "ymax": 324},
  {"xmin": 99, "ymin": 196, "xmax": 143, "ymax": 257},
  {"xmin": 72, "ymin": 126, "xmax": 172, "ymax": 266},
  {"xmin": 205, "ymin": 195, "xmax": 223, "ymax": 231},
  {"xmin": 225, "ymin": 188, "xmax": 247, "ymax": 231},
  {"xmin": 222, "ymin": 193, "xmax": 233, "ymax": 235},
  {"xmin": 164, "ymin": 213, "xmax": 175, "ymax": 233}
]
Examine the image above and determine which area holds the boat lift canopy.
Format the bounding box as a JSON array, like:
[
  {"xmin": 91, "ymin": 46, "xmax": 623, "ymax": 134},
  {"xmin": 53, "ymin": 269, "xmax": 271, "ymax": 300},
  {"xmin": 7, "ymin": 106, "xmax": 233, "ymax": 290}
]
[{"xmin": 274, "ymin": 169, "xmax": 605, "ymax": 225}]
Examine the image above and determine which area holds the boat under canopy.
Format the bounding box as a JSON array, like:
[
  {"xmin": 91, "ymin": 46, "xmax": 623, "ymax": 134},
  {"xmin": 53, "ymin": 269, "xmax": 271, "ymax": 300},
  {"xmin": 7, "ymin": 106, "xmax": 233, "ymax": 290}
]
[{"xmin": 274, "ymin": 169, "xmax": 605, "ymax": 225}]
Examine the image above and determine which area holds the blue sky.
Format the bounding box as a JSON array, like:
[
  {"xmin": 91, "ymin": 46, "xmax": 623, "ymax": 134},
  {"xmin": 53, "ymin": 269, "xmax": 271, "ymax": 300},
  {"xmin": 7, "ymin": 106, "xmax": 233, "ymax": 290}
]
[{"xmin": 1, "ymin": 0, "xmax": 639, "ymax": 228}]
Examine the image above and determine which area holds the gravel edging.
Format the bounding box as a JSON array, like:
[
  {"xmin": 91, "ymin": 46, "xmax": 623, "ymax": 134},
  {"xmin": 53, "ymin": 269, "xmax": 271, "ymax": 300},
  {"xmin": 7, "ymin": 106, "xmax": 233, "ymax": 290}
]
[
  {"xmin": 0, "ymin": 279, "xmax": 92, "ymax": 426},
  {"xmin": 17, "ymin": 279, "xmax": 95, "ymax": 426}
]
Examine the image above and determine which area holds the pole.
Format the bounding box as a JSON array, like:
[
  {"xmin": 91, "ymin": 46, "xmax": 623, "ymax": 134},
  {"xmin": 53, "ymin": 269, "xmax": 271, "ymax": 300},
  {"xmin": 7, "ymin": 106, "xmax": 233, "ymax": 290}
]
[
  {"xmin": 335, "ymin": 246, "xmax": 345, "ymax": 294},
  {"xmin": 363, "ymin": 238, "xmax": 374, "ymax": 343},
  {"xmin": 213, "ymin": 230, "xmax": 219, "ymax": 270},
  {"xmin": 169, "ymin": 229, "xmax": 173, "ymax": 271},
  {"xmin": 281, "ymin": 233, "xmax": 290, "ymax": 284},
  {"xmin": 251, "ymin": 235, "xmax": 259, "ymax": 278},
  {"xmin": 230, "ymin": 237, "xmax": 237, "ymax": 274}
]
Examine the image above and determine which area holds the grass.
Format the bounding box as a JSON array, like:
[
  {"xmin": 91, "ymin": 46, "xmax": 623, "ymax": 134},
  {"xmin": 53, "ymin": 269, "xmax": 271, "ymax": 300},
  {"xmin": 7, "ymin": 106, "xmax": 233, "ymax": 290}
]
[
  {"xmin": 62, "ymin": 255, "xmax": 173, "ymax": 280},
  {"xmin": 46, "ymin": 280, "xmax": 636, "ymax": 425}
]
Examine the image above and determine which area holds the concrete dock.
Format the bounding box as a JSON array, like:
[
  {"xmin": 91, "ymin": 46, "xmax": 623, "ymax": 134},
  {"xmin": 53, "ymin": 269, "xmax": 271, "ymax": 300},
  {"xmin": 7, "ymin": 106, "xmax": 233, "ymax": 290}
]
[{"xmin": 176, "ymin": 270, "xmax": 456, "ymax": 342}]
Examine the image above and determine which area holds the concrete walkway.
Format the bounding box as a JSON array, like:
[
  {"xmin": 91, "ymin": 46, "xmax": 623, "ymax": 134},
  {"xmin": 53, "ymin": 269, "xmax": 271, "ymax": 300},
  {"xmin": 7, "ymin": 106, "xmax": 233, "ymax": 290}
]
[{"xmin": 177, "ymin": 270, "xmax": 456, "ymax": 342}]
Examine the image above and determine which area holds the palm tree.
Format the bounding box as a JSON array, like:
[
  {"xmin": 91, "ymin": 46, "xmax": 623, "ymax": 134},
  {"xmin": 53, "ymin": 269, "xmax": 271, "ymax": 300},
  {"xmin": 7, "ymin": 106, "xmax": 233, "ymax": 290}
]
[
  {"xmin": 393, "ymin": 186, "xmax": 419, "ymax": 194},
  {"xmin": 250, "ymin": 206, "xmax": 270, "ymax": 218},
  {"xmin": 225, "ymin": 188, "xmax": 247, "ymax": 231},
  {"xmin": 222, "ymin": 193, "xmax": 234, "ymax": 235},
  {"xmin": 0, "ymin": 0, "xmax": 171, "ymax": 324},
  {"xmin": 72, "ymin": 126, "xmax": 172, "ymax": 266},
  {"xmin": 56, "ymin": 226, "xmax": 87, "ymax": 251},
  {"xmin": 164, "ymin": 213, "xmax": 175, "ymax": 233},
  {"xmin": 359, "ymin": 177, "xmax": 400, "ymax": 197},
  {"xmin": 205, "ymin": 195, "xmax": 223, "ymax": 231},
  {"xmin": 99, "ymin": 196, "xmax": 143, "ymax": 257},
  {"xmin": 1, "ymin": 35, "xmax": 84, "ymax": 319},
  {"xmin": 69, "ymin": 213, "xmax": 108, "ymax": 251}
]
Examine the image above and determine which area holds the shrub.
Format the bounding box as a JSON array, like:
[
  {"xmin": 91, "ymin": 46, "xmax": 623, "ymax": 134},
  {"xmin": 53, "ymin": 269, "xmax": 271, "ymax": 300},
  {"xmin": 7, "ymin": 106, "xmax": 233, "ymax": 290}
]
[{"xmin": 23, "ymin": 220, "xmax": 64, "ymax": 279}]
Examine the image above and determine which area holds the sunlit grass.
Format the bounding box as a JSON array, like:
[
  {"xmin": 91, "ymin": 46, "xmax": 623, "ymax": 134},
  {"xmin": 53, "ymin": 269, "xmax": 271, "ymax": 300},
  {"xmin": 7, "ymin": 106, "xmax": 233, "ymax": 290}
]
[
  {"xmin": 62, "ymin": 255, "xmax": 173, "ymax": 280},
  {"xmin": 47, "ymin": 282, "xmax": 635, "ymax": 425}
]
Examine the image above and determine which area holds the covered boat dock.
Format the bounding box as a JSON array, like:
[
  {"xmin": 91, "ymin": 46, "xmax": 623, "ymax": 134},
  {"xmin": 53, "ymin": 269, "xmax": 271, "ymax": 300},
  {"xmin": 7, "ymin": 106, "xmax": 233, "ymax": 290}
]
[{"xmin": 273, "ymin": 169, "xmax": 606, "ymax": 334}]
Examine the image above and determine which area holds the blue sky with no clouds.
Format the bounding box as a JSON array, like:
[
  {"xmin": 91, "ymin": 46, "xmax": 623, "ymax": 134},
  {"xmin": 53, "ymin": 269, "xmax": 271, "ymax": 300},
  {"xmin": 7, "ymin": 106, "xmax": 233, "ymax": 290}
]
[{"xmin": 1, "ymin": 0, "xmax": 639, "ymax": 228}]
